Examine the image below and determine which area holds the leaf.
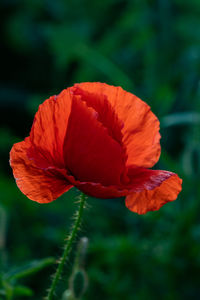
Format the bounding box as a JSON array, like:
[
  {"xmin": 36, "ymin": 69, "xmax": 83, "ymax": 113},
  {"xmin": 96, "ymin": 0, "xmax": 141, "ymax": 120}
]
[
  {"xmin": 0, "ymin": 288, "xmax": 6, "ymax": 296},
  {"xmin": 74, "ymin": 43, "xmax": 134, "ymax": 91},
  {"xmin": 161, "ymin": 112, "xmax": 200, "ymax": 128},
  {"xmin": 13, "ymin": 285, "xmax": 33, "ymax": 297},
  {"xmin": 5, "ymin": 257, "xmax": 55, "ymax": 281}
]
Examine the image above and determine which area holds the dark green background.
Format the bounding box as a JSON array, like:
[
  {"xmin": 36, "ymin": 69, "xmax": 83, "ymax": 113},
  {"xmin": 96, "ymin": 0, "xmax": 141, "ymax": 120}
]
[{"xmin": 1, "ymin": 0, "xmax": 200, "ymax": 299}]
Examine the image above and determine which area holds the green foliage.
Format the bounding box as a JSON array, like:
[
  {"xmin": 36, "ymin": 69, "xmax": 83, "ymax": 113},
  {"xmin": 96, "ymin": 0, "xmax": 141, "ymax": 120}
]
[
  {"xmin": 1, "ymin": 0, "xmax": 200, "ymax": 299},
  {"xmin": 0, "ymin": 258, "xmax": 55, "ymax": 299}
]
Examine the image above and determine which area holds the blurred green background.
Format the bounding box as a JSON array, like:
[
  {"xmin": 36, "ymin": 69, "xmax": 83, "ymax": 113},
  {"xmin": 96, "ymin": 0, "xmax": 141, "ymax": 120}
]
[{"xmin": 1, "ymin": 0, "xmax": 200, "ymax": 299}]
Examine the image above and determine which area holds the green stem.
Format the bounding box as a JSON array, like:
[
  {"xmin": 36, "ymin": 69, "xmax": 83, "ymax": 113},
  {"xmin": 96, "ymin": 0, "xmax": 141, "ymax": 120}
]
[{"xmin": 46, "ymin": 193, "xmax": 86, "ymax": 300}]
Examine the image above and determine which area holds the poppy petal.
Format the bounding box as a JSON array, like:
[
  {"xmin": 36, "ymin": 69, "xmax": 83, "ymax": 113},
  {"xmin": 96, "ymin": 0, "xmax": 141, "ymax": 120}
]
[
  {"xmin": 29, "ymin": 90, "xmax": 72, "ymax": 168},
  {"xmin": 65, "ymin": 173, "xmax": 127, "ymax": 198},
  {"xmin": 10, "ymin": 138, "xmax": 73, "ymax": 203},
  {"xmin": 76, "ymin": 82, "xmax": 161, "ymax": 168},
  {"xmin": 71, "ymin": 85, "xmax": 124, "ymax": 145},
  {"xmin": 125, "ymin": 173, "xmax": 182, "ymax": 214},
  {"xmin": 64, "ymin": 167, "xmax": 174, "ymax": 200},
  {"xmin": 126, "ymin": 167, "xmax": 174, "ymax": 191},
  {"xmin": 63, "ymin": 94, "xmax": 126, "ymax": 186}
]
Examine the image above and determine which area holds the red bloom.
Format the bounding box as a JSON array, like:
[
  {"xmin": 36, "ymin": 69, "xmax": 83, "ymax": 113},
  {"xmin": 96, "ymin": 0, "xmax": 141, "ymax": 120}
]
[{"xmin": 10, "ymin": 82, "xmax": 182, "ymax": 214}]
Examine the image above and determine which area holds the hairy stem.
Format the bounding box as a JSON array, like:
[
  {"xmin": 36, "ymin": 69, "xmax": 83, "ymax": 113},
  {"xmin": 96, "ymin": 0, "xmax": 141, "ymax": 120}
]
[{"xmin": 46, "ymin": 193, "xmax": 86, "ymax": 300}]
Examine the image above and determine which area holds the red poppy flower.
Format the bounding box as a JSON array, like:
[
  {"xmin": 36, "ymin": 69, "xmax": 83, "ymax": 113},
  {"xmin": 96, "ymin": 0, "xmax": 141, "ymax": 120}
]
[{"xmin": 10, "ymin": 82, "xmax": 182, "ymax": 214}]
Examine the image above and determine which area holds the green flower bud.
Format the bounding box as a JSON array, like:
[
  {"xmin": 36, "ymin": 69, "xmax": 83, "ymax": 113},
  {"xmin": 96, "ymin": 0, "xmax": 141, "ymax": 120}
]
[{"xmin": 69, "ymin": 268, "xmax": 88, "ymax": 299}]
